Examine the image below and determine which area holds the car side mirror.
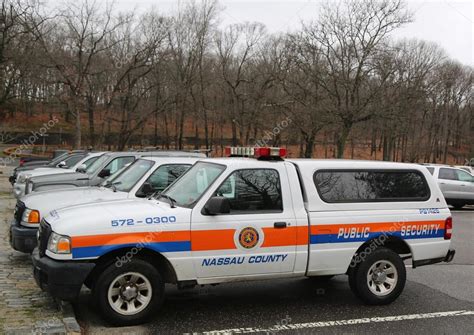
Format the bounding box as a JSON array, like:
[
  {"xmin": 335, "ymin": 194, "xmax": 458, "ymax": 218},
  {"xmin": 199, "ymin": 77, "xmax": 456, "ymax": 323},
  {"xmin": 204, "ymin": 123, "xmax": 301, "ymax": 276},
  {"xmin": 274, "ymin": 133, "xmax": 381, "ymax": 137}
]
[
  {"xmin": 202, "ymin": 196, "xmax": 230, "ymax": 215},
  {"xmin": 57, "ymin": 161, "xmax": 66, "ymax": 168},
  {"xmin": 98, "ymin": 169, "xmax": 111, "ymax": 178},
  {"xmin": 136, "ymin": 182, "xmax": 155, "ymax": 198},
  {"xmin": 76, "ymin": 164, "xmax": 87, "ymax": 173}
]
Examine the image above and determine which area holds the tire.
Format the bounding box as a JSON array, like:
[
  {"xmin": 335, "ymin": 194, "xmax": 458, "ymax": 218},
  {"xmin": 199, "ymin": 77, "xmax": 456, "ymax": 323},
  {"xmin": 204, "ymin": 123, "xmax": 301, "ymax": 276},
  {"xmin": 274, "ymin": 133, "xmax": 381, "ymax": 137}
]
[
  {"xmin": 349, "ymin": 248, "xmax": 406, "ymax": 305},
  {"xmin": 92, "ymin": 259, "xmax": 164, "ymax": 326},
  {"xmin": 347, "ymin": 264, "xmax": 361, "ymax": 298}
]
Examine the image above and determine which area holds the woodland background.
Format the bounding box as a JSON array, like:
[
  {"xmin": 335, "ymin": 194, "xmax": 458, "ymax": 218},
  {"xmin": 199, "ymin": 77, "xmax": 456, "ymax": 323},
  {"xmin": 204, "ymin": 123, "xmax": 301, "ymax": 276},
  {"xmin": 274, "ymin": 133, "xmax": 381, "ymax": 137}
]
[{"xmin": 0, "ymin": 0, "xmax": 472, "ymax": 162}]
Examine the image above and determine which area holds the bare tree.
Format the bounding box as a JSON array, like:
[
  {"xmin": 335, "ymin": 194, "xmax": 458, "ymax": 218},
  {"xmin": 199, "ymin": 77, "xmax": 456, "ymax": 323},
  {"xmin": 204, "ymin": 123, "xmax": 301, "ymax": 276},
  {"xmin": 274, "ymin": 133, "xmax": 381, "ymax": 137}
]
[{"xmin": 303, "ymin": 0, "xmax": 412, "ymax": 157}]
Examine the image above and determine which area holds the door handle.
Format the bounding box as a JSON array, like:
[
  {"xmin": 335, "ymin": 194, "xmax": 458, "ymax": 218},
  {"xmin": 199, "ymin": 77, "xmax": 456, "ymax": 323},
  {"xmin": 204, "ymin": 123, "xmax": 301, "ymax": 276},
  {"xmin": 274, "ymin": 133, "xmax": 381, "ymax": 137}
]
[{"xmin": 274, "ymin": 222, "xmax": 287, "ymax": 229}]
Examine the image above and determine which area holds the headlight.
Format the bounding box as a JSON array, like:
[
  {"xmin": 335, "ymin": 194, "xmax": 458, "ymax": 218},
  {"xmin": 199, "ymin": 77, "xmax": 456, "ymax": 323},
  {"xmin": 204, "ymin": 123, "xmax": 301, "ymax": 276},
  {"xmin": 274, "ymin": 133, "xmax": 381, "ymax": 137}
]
[
  {"xmin": 17, "ymin": 174, "xmax": 31, "ymax": 183},
  {"xmin": 22, "ymin": 208, "xmax": 40, "ymax": 224},
  {"xmin": 47, "ymin": 232, "xmax": 71, "ymax": 254}
]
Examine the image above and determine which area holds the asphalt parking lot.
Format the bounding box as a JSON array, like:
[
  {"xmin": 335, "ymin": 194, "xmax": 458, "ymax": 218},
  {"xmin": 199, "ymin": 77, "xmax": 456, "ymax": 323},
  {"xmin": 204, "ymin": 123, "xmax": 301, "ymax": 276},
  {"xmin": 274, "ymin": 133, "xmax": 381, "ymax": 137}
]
[{"xmin": 75, "ymin": 208, "xmax": 474, "ymax": 334}]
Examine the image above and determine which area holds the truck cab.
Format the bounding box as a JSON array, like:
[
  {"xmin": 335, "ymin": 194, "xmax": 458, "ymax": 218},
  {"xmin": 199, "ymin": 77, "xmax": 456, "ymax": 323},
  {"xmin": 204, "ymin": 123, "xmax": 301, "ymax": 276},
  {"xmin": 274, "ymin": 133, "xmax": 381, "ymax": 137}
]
[{"xmin": 32, "ymin": 147, "xmax": 455, "ymax": 326}]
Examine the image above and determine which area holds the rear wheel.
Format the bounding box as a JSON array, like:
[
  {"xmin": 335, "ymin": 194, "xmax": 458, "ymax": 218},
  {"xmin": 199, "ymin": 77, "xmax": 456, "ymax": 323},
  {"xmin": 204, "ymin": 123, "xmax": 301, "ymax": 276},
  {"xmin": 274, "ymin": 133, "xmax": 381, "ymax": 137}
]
[
  {"xmin": 349, "ymin": 248, "xmax": 406, "ymax": 305},
  {"xmin": 92, "ymin": 259, "xmax": 164, "ymax": 326}
]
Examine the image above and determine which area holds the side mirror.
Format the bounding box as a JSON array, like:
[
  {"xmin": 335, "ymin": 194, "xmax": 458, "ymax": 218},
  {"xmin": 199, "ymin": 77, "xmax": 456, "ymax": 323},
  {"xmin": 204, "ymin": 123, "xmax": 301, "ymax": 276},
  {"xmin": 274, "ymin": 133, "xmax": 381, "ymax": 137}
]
[
  {"xmin": 202, "ymin": 196, "xmax": 230, "ymax": 215},
  {"xmin": 98, "ymin": 169, "xmax": 111, "ymax": 178},
  {"xmin": 136, "ymin": 182, "xmax": 155, "ymax": 198},
  {"xmin": 57, "ymin": 161, "xmax": 66, "ymax": 168},
  {"xmin": 76, "ymin": 164, "xmax": 87, "ymax": 173}
]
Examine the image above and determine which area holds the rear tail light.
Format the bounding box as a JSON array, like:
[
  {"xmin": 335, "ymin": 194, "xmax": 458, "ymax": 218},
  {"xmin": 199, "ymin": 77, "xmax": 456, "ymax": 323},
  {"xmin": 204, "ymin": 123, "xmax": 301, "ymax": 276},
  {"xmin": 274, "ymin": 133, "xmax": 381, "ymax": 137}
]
[
  {"xmin": 19, "ymin": 158, "xmax": 25, "ymax": 167},
  {"xmin": 444, "ymin": 217, "xmax": 452, "ymax": 240}
]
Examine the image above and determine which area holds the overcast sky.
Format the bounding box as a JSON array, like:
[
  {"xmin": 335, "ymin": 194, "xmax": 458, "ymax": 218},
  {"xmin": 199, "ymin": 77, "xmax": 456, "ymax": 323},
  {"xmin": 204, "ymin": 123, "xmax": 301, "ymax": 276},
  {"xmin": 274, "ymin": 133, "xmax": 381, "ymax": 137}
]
[{"xmin": 113, "ymin": 0, "xmax": 473, "ymax": 66}]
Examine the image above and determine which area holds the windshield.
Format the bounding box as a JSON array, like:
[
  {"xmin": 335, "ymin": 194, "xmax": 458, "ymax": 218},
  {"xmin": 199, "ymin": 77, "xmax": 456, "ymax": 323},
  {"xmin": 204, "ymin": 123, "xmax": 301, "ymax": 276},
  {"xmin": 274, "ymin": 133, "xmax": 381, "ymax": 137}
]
[
  {"xmin": 162, "ymin": 162, "xmax": 226, "ymax": 208},
  {"xmin": 47, "ymin": 153, "xmax": 70, "ymax": 167},
  {"xmin": 108, "ymin": 159, "xmax": 155, "ymax": 192},
  {"xmin": 85, "ymin": 154, "xmax": 110, "ymax": 174}
]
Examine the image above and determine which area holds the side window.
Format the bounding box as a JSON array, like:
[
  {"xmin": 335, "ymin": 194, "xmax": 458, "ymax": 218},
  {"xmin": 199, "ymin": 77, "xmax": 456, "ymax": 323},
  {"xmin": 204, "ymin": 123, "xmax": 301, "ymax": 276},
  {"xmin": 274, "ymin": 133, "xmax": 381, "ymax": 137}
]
[
  {"xmin": 456, "ymin": 170, "xmax": 474, "ymax": 182},
  {"xmin": 439, "ymin": 168, "xmax": 457, "ymax": 180},
  {"xmin": 145, "ymin": 164, "xmax": 191, "ymax": 193},
  {"xmin": 104, "ymin": 156, "xmax": 135, "ymax": 175},
  {"xmin": 214, "ymin": 169, "xmax": 282, "ymax": 213},
  {"xmin": 63, "ymin": 155, "xmax": 84, "ymax": 167},
  {"xmin": 426, "ymin": 167, "xmax": 434, "ymax": 175},
  {"xmin": 314, "ymin": 170, "xmax": 430, "ymax": 203},
  {"xmin": 82, "ymin": 156, "xmax": 98, "ymax": 168}
]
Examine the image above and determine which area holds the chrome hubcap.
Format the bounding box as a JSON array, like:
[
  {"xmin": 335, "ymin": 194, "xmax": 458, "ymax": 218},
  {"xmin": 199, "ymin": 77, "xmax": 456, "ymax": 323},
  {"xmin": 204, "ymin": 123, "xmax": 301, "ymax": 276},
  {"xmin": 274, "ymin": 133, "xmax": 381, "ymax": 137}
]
[
  {"xmin": 108, "ymin": 272, "xmax": 152, "ymax": 315},
  {"xmin": 367, "ymin": 260, "xmax": 397, "ymax": 296}
]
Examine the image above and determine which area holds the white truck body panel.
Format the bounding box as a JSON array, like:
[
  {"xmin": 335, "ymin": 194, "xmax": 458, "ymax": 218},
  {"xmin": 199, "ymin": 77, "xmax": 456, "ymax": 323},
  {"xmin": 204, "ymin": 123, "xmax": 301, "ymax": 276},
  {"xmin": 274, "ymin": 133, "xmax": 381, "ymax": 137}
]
[{"xmin": 42, "ymin": 158, "xmax": 453, "ymax": 285}]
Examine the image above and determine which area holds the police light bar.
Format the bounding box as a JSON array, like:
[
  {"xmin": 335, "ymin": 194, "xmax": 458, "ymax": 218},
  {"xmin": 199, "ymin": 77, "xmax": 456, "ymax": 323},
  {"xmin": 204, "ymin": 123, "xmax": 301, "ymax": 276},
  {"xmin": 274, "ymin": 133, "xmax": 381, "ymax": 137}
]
[{"xmin": 224, "ymin": 147, "xmax": 287, "ymax": 160}]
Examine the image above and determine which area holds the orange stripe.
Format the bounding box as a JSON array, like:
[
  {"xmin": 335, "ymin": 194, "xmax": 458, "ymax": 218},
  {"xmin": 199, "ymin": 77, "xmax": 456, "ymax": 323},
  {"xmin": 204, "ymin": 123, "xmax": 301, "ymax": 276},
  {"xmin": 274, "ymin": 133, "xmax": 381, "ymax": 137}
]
[
  {"xmin": 262, "ymin": 226, "xmax": 308, "ymax": 247},
  {"xmin": 72, "ymin": 231, "xmax": 191, "ymax": 248},
  {"xmin": 191, "ymin": 229, "xmax": 236, "ymax": 251},
  {"xmin": 310, "ymin": 220, "xmax": 445, "ymax": 235}
]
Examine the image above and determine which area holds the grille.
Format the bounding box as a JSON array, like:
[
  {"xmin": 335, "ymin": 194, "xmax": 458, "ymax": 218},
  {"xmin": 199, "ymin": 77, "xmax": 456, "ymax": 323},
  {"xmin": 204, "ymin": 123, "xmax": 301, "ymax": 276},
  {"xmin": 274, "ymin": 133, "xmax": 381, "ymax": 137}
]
[
  {"xmin": 14, "ymin": 201, "xmax": 26, "ymax": 224},
  {"xmin": 38, "ymin": 219, "xmax": 52, "ymax": 257}
]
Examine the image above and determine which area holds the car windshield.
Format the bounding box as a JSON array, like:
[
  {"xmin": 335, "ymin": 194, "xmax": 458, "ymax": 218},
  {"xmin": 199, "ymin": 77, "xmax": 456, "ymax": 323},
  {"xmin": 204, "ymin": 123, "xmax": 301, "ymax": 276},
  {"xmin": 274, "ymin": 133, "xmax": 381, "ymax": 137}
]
[
  {"xmin": 85, "ymin": 154, "xmax": 110, "ymax": 174},
  {"xmin": 161, "ymin": 162, "xmax": 226, "ymax": 208},
  {"xmin": 47, "ymin": 153, "xmax": 70, "ymax": 167},
  {"xmin": 107, "ymin": 159, "xmax": 155, "ymax": 192}
]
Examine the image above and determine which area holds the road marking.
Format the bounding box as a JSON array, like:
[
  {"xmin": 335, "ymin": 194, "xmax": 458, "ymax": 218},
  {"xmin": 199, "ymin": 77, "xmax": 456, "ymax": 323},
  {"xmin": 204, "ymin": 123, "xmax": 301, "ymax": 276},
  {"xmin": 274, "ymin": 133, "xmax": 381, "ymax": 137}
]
[{"xmin": 200, "ymin": 310, "xmax": 474, "ymax": 334}]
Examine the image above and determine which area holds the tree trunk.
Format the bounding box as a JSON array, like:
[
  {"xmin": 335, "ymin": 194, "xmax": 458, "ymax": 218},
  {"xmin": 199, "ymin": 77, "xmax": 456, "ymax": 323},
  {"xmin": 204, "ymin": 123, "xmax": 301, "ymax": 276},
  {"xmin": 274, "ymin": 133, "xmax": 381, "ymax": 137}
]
[
  {"xmin": 75, "ymin": 108, "xmax": 81, "ymax": 149},
  {"xmin": 336, "ymin": 123, "xmax": 351, "ymax": 158}
]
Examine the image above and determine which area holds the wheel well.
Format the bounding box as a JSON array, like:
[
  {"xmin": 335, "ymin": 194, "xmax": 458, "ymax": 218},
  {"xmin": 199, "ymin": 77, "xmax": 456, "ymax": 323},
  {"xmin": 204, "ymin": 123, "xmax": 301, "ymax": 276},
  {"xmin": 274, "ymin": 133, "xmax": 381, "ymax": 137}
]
[
  {"xmin": 84, "ymin": 247, "xmax": 178, "ymax": 289},
  {"xmin": 347, "ymin": 235, "xmax": 412, "ymax": 274}
]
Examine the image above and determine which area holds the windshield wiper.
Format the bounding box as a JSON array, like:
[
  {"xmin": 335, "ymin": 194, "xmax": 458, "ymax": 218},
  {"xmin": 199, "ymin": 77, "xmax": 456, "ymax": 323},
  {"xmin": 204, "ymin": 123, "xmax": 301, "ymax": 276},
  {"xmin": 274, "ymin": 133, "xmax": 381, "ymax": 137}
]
[
  {"xmin": 103, "ymin": 181, "xmax": 121, "ymax": 192},
  {"xmin": 157, "ymin": 194, "xmax": 176, "ymax": 208}
]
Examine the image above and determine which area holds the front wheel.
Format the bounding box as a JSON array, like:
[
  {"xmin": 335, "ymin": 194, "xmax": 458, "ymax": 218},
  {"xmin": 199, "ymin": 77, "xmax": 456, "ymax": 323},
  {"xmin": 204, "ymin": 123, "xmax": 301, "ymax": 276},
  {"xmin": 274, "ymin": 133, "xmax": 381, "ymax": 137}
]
[
  {"xmin": 349, "ymin": 248, "xmax": 406, "ymax": 305},
  {"xmin": 92, "ymin": 259, "xmax": 164, "ymax": 326}
]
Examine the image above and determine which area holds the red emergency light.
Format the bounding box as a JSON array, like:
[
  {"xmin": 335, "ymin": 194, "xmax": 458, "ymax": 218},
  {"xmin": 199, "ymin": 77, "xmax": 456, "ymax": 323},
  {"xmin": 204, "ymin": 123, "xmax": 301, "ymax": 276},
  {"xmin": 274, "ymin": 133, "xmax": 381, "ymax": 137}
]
[{"xmin": 224, "ymin": 147, "xmax": 286, "ymax": 160}]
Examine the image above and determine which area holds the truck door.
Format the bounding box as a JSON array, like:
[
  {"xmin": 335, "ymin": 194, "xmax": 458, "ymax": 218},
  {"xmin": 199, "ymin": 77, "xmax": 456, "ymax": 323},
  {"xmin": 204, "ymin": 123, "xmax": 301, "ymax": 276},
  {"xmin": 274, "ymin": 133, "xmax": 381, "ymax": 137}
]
[{"xmin": 191, "ymin": 165, "xmax": 298, "ymax": 279}]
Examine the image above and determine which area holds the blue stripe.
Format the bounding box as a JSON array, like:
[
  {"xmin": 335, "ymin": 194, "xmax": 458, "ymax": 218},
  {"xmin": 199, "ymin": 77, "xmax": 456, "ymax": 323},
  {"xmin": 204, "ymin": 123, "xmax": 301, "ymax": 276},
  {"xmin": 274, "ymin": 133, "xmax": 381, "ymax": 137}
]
[
  {"xmin": 72, "ymin": 241, "xmax": 191, "ymax": 259},
  {"xmin": 310, "ymin": 230, "xmax": 445, "ymax": 244}
]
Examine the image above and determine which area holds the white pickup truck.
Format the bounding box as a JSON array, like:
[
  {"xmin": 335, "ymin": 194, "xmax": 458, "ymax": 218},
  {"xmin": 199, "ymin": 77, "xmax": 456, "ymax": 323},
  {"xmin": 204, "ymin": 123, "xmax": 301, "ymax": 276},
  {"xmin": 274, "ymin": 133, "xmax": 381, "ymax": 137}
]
[
  {"xmin": 32, "ymin": 147, "xmax": 455, "ymax": 326},
  {"xmin": 10, "ymin": 157, "xmax": 198, "ymax": 253}
]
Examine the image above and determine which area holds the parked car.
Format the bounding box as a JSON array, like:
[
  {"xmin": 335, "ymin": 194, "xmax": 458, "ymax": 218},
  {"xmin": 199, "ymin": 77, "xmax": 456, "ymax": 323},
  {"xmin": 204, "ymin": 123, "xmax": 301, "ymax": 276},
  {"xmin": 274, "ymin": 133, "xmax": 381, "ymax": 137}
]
[
  {"xmin": 10, "ymin": 150, "xmax": 85, "ymax": 184},
  {"xmin": 18, "ymin": 149, "xmax": 71, "ymax": 167},
  {"xmin": 32, "ymin": 147, "xmax": 454, "ymax": 325},
  {"xmin": 24, "ymin": 151, "xmax": 206, "ymax": 195},
  {"xmin": 455, "ymin": 165, "xmax": 474, "ymax": 175},
  {"xmin": 10, "ymin": 156, "xmax": 198, "ymax": 253},
  {"xmin": 13, "ymin": 152, "xmax": 105, "ymax": 199},
  {"xmin": 424, "ymin": 165, "xmax": 474, "ymax": 209}
]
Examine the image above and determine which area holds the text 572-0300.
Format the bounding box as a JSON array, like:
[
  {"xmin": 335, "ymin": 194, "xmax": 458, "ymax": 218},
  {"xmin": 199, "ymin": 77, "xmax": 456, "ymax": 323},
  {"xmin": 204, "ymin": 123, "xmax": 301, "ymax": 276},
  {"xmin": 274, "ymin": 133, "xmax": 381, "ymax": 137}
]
[{"xmin": 111, "ymin": 216, "xmax": 177, "ymax": 227}]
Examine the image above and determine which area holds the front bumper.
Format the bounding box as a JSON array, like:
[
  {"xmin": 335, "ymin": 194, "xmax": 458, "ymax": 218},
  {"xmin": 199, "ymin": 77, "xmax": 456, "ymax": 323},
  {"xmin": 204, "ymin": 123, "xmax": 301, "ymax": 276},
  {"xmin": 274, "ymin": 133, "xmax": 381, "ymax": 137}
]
[
  {"xmin": 32, "ymin": 248, "xmax": 95, "ymax": 301},
  {"xmin": 10, "ymin": 220, "xmax": 38, "ymax": 253},
  {"xmin": 413, "ymin": 249, "xmax": 456, "ymax": 268}
]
